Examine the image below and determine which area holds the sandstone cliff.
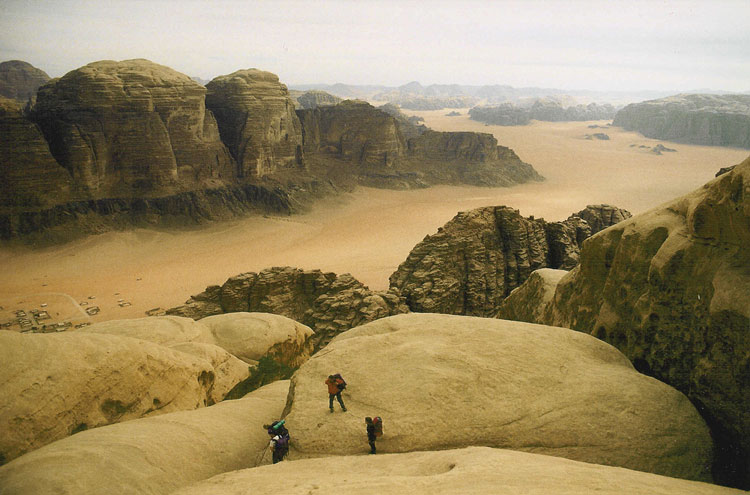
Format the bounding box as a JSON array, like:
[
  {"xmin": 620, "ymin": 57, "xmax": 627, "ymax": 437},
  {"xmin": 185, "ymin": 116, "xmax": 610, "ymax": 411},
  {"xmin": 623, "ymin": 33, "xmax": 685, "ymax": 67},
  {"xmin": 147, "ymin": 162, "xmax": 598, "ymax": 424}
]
[
  {"xmin": 0, "ymin": 60, "xmax": 50, "ymax": 102},
  {"xmin": 499, "ymin": 156, "xmax": 750, "ymax": 488},
  {"xmin": 206, "ymin": 69, "xmax": 304, "ymax": 178},
  {"xmin": 167, "ymin": 266, "xmax": 408, "ymax": 350},
  {"xmin": 613, "ymin": 94, "xmax": 750, "ymax": 148},
  {"xmin": 0, "ymin": 97, "xmax": 73, "ymax": 208},
  {"xmin": 389, "ymin": 204, "xmax": 631, "ymax": 316},
  {"xmin": 31, "ymin": 59, "xmax": 235, "ymax": 198}
]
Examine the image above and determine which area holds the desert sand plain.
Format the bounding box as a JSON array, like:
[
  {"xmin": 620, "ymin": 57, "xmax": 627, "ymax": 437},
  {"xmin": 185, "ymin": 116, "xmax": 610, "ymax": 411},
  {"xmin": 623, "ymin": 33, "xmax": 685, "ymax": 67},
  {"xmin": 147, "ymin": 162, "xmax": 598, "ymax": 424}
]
[{"xmin": 1, "ymin": 115, "xmax": 747, "ymax": 327}]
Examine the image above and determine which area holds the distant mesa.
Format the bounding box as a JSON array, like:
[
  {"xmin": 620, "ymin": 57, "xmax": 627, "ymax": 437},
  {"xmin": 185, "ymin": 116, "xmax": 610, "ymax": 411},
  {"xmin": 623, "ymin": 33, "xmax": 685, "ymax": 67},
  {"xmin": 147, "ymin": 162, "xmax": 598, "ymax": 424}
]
[
  {"xmin": 0, "ymin": 60, "xmax": 50, "ymax": 102},
  {"xmin": 0, "ymin": 59, "xmax": 543, "ymax": 242},
  {"xmin": 289, "ymin": 89, "xmax": 342, "ymax": 109},
  {"xmin": 585, "ymin": 133, "xmax": 610, "ymax": 140},
  {"xmin": 613, "ymin": 94, "xmax": 750, "ymax": 148},
  {"xmin": 445, "ymin": 110, "xmax": 461, "ymax": 116},
  {"xmin": 470, "ymin": 99, "xmax": 617, "ymax": 126}
]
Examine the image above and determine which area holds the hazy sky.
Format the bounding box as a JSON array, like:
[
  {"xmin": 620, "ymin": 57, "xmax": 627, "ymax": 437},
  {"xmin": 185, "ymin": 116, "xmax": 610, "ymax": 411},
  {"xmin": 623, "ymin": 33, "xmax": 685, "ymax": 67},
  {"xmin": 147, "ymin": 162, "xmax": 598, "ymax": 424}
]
[{"xmin": 2, "ymin": 0, "xmax": 748, "ymax": 92}]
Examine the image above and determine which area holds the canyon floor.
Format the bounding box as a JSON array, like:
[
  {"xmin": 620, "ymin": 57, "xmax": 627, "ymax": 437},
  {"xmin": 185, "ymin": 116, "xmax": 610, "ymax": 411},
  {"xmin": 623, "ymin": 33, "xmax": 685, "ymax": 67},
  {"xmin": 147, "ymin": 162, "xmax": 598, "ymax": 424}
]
[{"xmin": 1, "ymin": 115, "xmax": 747, "ymax": 327}]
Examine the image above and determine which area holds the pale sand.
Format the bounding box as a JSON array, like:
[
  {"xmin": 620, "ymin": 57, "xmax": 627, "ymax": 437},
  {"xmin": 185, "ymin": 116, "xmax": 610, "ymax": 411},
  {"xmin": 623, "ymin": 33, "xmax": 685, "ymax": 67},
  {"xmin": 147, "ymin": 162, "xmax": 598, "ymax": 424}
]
[{"xmin": 1, "ymin": 118, "xmax": 747, "ymax": 325}]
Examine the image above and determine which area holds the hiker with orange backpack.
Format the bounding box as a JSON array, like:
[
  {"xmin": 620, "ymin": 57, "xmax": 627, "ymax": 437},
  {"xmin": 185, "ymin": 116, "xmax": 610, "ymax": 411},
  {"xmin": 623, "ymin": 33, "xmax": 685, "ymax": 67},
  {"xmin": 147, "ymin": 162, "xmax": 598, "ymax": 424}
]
[
  {"xmin": 365, "ymin": 416, "xmax": 383, "ymax": 454},
  {"xmin": 325, "ymin": 373, "xmax": 347, "ymax": 413}
]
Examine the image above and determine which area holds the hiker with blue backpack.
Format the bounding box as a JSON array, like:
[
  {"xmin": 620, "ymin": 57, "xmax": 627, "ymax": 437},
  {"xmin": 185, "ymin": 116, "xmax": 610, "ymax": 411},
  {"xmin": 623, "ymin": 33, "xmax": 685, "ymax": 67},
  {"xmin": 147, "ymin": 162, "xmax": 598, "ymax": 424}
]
[
  {"xmin": 325, "ymin": 373, "xmax": 347, "ymax": 413},
  {"xmin": 264, "ymin": 420, "xmax": 290, "ymax": 463}
]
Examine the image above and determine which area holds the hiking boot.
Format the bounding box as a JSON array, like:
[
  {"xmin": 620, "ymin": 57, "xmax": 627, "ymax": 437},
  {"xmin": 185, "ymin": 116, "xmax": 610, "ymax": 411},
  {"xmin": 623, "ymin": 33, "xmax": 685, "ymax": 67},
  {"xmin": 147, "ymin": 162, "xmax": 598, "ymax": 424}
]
[
  {"xmin": 329, "ymin": 408, "xmax": 334, "ymax": 413},
  {"xmin": 342, "ymin": 407, "xmax": 347, "ymax": 412}
]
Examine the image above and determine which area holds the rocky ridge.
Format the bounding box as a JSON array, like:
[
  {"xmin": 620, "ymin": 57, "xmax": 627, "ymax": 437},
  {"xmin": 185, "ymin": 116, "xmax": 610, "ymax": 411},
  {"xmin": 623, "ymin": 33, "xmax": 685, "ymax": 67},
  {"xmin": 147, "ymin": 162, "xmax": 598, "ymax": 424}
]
[
  {"xmin": 497, "ymin": 157, "xmax": 750, "ymax": 488},
  {"xmin": 470, "ymin": 100, "xmax": 616, "ymax": 126},
  {"xmin": 289, "ymin": 89, "xmax": 342, "ymax": 109},
  {"xmin": 389, "ymin": 204, "xmax": 631, "ymax": 316},
  {"xmin": 613, "ymin": 94, "xmax": 750, "ymax": 148},
  {"xmin": 167, "ymin": 266, "xmax": 409, "ymax": 350}
]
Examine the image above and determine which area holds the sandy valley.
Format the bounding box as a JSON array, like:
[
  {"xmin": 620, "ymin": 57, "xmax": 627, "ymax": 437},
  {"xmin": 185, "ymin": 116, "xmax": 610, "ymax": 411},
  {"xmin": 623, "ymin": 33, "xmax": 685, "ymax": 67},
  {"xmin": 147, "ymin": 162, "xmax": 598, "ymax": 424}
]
[{"xmin": 1, "ymin": 117, "xmax": 747, "ymax": 326}]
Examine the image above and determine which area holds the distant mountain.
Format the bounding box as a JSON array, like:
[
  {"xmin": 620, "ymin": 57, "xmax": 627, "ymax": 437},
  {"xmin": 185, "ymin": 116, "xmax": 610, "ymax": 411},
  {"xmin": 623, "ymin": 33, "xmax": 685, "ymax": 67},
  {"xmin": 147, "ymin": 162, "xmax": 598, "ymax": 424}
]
[
  {"xmin": 0, "ymin": 60, "xmax": 50, "ymax": 102},
  {"xmin": 613, "ymin": 94, "xmax": 750, "ymax": 148}
]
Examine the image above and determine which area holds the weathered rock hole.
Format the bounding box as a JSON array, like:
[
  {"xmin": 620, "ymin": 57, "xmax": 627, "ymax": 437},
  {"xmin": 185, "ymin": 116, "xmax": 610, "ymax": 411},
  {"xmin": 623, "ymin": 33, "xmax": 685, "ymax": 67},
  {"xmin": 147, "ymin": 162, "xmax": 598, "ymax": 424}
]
[
  {"xmin": 152, "ymin": 398, "xmax": 161, "ymax": 407},
  {"xmin": 632, "ymin": 358, "xmax": 652, "ymax": 376}
]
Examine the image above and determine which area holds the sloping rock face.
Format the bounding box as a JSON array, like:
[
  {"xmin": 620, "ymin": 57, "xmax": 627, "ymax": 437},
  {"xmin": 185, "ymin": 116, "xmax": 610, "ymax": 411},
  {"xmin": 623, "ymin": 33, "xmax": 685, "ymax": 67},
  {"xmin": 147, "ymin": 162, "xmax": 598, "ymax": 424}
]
[
  {"xmin": 389, "ymin": 204, "xmax": 631, "ymax": 316},
  {"xmin": 0, "ymin": 97, "xmax": 73, "ymax": 208},
  {"xmin": 206, "ymin": 69, "xmax": 304, "ymax": 178},
  {"xmin": 534, "ymin": 156, "xmax": 750, "ymax": 488},
  {"xmin": 0, "ymin": 331, "xmax": 220, "ymax": 464},
  {"xmin": 31, "ymin": 59, "xmax": 235, "ymax": 197},
  {"xmin": 283, "ymin": 313, "xmax": 713, "ymax": 481},
  {"xmin": 297, "ymin": 99, "xmax": 405, "ymax": 168},
  {"xmin": 168, "ymin": 267, "xmax": 408, "ymax": 350},
  {"xmin": 0, "ymin": 60, "xmax": 50, "ymax": 101},
  {"xmin": 613, "ymin": 94, "xmax": 750, "ymax": 148},
  {"xmin": 199, "ymin": 312, "xmax": 314, "ymax": 367},
  {"xmin": 173, "ymin": 447, "xmax": 743, "ymax": 495},
  {"xmin": 0, "ymin": 381, "xmax": 289, "ymax": 495}
]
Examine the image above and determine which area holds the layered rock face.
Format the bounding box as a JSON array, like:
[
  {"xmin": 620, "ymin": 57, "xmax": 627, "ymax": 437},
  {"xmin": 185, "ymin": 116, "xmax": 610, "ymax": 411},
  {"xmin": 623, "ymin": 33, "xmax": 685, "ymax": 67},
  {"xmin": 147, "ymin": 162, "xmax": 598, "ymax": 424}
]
[
  {"xmin": 167, "ymin": 267, "xmax": 408, "ymax": 350},
  {"xmin": 0, "ymin": 381, "xmax": 289, "ymax": 495},
  {"xmin": 0, "ymin": 97, "xmax": 73, "ymax": 208},
  {"xmin": 206, "ymin": 69, "xmax": 304, "ymax": 178},
  {"xmin": 298, "ymin": 100, "xmax": 543, "ymax": 188},
  {"xmin": 0, "ymin": 60, "xmax": 50, "ymax": 101},
  {"xmin": 499, "ymin": 157, "xmax": 750, "ymax": 488},
  {"xmin": 613, "ymin": 94, "xmax": 750, "ymax": 148},
  {"xmin": 469, "ymin": 100, "xmax": 616, "ymax": 126},
  {"xmin": 283, "ymin": 313, "xmax": 713, "ymax": 481},
  {"xmin": 174, "ymin": 447, "xmax": 742, "ymax": 495},
  {"xmin": 496, "ymin": 268, "xmax": 568, "ymax": 323},
  {"xmin": 0, "ymin": 331, "xmax": 222, "ymax": 464},
  {"xmin": 31, "ymin": 59, "xmax": 235, "ymax": 197},
  {"xmin": 297, "ymin": 100, "xmax": 405, "ymax": 168},
  {"xmin": 389, "ymin": 204, "xmax": 631, "ymax": 316}
]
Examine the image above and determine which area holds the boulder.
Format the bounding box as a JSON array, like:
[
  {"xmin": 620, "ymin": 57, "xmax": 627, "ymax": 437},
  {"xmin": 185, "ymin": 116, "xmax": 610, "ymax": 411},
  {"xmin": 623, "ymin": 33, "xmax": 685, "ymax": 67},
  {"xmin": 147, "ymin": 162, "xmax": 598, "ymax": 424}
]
[
  {"xmin": 0, "ymin": 97, "xmax": 73, "ymax": 208},
  {"xmin": 31, "ymin": 59, "xmax": 235, "ymax": 198},
  {"xmin": 613, "ymin": 94, "xmax": 750, "ymax": 148},
  {"xmin": 206, "ymin": 69, "xmax": 304, "ymax": 178},
  {"xmin": 172, "ymin": 447, "xmax": 743, "ymax": 495},
  {"xmin": 282, "ymin": 313, "xmax": 713, "ymax": 481},
  {"xmin": 536, "ymin": 155, "xmax": 750, "ymax": 488},
  {"xmin": 0, "ymin": 381, "xmax": 289, "ymax": 495},
  {"xmin": 168, "ymin": 267, "xmax": 408, "ymax": 351},
  {"xmin": 0, "ymin": 60, "xmax": 50, "ymax": 101},
  {"xmin": 199, "ymin": 312, "xmax": 314, "ymax": 367},
  {"xmin": 0, "ymin": 332, "xmax": 220, "ymax": 464},
  {"xmin": 389, "ymin": 205, "xmax": 630, "ymax": 316}
]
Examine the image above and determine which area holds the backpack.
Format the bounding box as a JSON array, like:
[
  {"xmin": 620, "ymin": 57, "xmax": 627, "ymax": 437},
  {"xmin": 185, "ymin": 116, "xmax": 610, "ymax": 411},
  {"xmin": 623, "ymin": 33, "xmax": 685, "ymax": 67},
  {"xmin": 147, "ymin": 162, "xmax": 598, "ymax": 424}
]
[
  {"xmin": 372, "ymin": 416, "xmax": 383, "ymax": 437},
  {"xmin": 269, "ymin": 420, "xmax": 288, "ymax": 437},
  {"xmin": 332, "ymin": 373, "xmax": 347, "ymax": 391},
  {"xmin": 274, "ymin": 433, "xmax": 290, "ymax": 452}
]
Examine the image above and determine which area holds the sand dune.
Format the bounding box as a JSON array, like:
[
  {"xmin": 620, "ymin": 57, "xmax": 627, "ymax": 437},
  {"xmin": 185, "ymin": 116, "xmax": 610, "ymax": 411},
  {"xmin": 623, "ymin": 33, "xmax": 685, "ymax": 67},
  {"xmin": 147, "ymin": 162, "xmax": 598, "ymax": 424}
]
[{"xmin": 1, "ymin": 119, "xmax": 746, "ymax": 325}]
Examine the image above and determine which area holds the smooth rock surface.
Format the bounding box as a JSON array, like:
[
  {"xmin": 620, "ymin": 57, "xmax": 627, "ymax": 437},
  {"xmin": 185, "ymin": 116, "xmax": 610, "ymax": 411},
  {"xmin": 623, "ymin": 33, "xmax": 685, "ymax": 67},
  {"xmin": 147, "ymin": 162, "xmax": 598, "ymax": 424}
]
[
  {"xmin": 0, "ymin": 381, "xmax": 289, "ymax": 495},
  {"xmin": 0, "ymin": 60, "xmax": 50, "ymax": 101},
  {"xmin": 495, "ymin": 268, "xmax": 567, "ymax": 322},
  {"xmin": 0, "ymin": 331, "xmax": 218, "ymax": 463},
  {"xmin": 173, "ymin": 447, "xmax": 744, "ymax": 495},
  {"xmin": 282, "ymin": 313, "xmax": 713, "ymax": 481}
]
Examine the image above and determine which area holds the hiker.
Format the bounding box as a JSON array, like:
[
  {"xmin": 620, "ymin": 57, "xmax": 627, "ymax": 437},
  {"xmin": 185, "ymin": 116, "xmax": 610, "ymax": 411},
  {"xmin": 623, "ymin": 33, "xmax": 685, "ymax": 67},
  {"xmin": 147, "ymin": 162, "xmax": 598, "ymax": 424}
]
[
  {"xmin": 325, "ymin": 373, "xmax": 347, "ymax": 413},
  {"xmin": 264, "ymin": 420, "xmax": 290, "ymax": 464},
  {"xmin": 365, "ymin": 416, "xmax": 383, "ymax": 454}
]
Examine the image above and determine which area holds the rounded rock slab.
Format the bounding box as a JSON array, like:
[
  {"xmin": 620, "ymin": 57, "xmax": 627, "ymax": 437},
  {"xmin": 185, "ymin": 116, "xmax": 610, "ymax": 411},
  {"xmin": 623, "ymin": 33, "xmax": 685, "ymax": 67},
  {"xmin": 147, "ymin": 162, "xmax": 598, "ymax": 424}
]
[
  {"xmin": 80, "ymin": 315, "xmax": 209, "ymax": 345},
  {"xmin": 172, "ymin": 447, "xmax": 744, "ymax": 495},
  {"xmin": 199, "ymin": 312, "xmax": 314, "ymax": 366},
  {"xmin": 282, "ymin": 313, "xmax": 713, "ymax": 482},
  {"xmin": 0, "ymin": 381, "xmax": 290, "ymax": 495}
]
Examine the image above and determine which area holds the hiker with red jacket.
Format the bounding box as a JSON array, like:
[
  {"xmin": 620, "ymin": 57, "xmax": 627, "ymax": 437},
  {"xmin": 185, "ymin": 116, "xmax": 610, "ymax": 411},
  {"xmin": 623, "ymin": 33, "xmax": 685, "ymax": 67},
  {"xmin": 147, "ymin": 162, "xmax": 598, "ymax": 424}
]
[
  {"xmin": 365, "ymin": 416, "xmax": 383, "ymax": 454},
  {"xmin": 325, "ymin": 373, "xmax": 347, "ymax": 413}
]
